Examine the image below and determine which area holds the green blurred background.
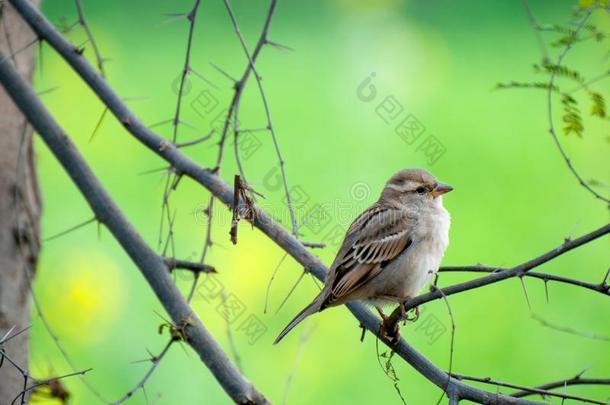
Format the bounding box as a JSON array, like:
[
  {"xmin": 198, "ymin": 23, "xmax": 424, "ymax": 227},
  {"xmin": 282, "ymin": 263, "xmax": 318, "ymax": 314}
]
[{"xmin": 29, "ymin": 0, "xmax": 609, "ymax": 403}]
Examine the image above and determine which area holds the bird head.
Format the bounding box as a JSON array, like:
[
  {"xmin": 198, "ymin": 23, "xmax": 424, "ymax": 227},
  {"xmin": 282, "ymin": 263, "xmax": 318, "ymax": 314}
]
[{"xmin": 380, "ymin": 168, "xmax": 453, "ymax": 207}]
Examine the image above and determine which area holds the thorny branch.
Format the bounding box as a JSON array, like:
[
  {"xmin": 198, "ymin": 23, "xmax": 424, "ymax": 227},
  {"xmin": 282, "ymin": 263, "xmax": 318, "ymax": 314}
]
[
  {"xmin": 171, "ymin": 0, "xmax": 202, "ymax": 144},
  {"xmin": 439, "ymin": 265, "xmax": 610, "ymax": 297},
  {"xmin": 451, "ymin": 373, "xmax": 607, "ymax": 405},
  {"xmin": 12, "ymin": 115, "xmax": 108, "ymax": 401},
  {"xmin": 450, "ymin": 372, "xmax": 610, "ymax": 405},
  {"xmin": 74, "ymin": 0, "xmax": 104, "ymax": 77},
  {"xmin": 0, "ymin": 326, "xmax": 91, "ymax": 404},
  {"xmin": 0, "ymin": 44, "xmax": 269, "ymax": 404},
  {"xmin": 5, "ymin": 0, "xmax": 609, "ymax": 403},
  {"xmin": 222, "ymin": 0, "xmax": 300, "ymax": 238},
  {"xmin": 109, "ymin": 340, "xmax": 172, "ymax": 405},
  {"xmin": 133, "ymin": 1, "xmax": 213, "ymax": 397},
  {"xmin": 510, "ymin": 370, "xmax": 610, "ymax": 399},
  {"xmin": 386, "ymin": 223, "xmax": 610, "ymax": 321}
]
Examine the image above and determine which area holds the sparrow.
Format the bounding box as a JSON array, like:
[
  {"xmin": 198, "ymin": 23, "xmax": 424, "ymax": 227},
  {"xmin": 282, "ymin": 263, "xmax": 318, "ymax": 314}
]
[{"xmin": 274, "ymin": 168, "xmax": 452, "ymax": 343}]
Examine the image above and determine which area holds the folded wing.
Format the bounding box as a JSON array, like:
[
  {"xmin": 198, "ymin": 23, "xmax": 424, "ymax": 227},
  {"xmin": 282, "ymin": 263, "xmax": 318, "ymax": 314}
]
[{"xmin": 324, "ymin": 204, "xmax": 414, "ymax": 306}]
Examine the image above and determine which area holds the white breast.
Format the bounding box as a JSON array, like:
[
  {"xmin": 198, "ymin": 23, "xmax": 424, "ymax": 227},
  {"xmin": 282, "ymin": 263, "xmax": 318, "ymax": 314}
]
[
  {"xmin": 361, "ymin": 198, "xmax": 451, "ymax": 303},
  {"xmin": 398, "ymin": 199, "xmax": 451, "ymax": 297}
]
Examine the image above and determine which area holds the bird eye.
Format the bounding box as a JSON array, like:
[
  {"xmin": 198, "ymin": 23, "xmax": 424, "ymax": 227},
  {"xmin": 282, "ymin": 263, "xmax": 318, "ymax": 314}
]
[{"xmin": 416, "ymin": 186, "xmax": 427, "ymax": 194}]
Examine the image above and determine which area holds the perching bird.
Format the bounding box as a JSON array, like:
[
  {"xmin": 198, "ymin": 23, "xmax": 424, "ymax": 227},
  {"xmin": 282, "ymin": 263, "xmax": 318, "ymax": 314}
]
[{"xmin": 274, "ymin": 168, "xmax": 452, "ymax": 343}]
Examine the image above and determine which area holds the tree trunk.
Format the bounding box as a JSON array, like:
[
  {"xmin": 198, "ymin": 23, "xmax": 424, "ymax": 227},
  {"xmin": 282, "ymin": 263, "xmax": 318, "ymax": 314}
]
[{"xmin": 0, "ymin": 1, "xmax": 41, "ymax": 402}]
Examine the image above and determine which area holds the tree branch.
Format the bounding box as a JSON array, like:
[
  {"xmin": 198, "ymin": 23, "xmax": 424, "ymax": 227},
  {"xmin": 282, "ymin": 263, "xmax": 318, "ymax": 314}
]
[
  {"xmin": 451, "ymin": 372, "xmax": 608, "ymax": 405},
  {"xmin": 511, "ymin": 371, "xmax": 610, "ymax": 398},
  {"xmin": 74, "ymin": 0, "xmax": 105, "ymax": 77},
  {"xmin": 163, "ymin": 256, "xmax": 216, "ymax": 274},
  {"xmin": 222, "ymin": 0, "xmax": 299, "ymax": 238},
  {"xmin": 405, "ymin": 224, "xmax": 609, "ymax": 311},
  {"xmin": 9, "ymin": 1, "xmax": 607, "ymax": 402},
  {"xmin": 439, "ymin": 265, "xmax": 610, "ymax": 296},
  {"xmin": 0, "ymin": 48, "xmax": 269, "ymax": 405}
]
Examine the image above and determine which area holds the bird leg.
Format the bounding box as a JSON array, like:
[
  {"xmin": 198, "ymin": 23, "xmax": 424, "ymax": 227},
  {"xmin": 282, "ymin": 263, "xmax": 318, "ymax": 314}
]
[
  {"xmin": 375, "ymin": 305, "xmax": 401, "ymax": 342},
  {"xmin": 374, "ymin": 305, "xmax": 388, "ymax": 320}
]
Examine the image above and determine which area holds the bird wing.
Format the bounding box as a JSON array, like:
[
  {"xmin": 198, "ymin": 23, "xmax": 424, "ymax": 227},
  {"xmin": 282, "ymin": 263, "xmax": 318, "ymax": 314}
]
[{"xmin": 323, "ymin": 203, "xmax": 414, "ymax": 306}]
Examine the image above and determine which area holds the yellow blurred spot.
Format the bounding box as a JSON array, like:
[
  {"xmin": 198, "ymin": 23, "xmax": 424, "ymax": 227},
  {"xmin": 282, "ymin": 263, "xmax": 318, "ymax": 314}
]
[{"xmin": 41, "ymin": 251, "xmax": 127, "ymax": 345}]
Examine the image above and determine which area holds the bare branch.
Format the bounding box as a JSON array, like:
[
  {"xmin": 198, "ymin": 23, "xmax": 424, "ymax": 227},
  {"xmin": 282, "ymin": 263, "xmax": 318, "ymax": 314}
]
[
  {"xmin": 74, "ymin": 0, "xmax": 105, "ymax": 77},
  {"xmin": 532, "ymin": 313, "xmax": 610, "ymax": 342},
  {"xmin": 511, "ymin": 371, "xmax": 610, "ymax": 398},
  {"xmin": 163, "ymin": 257, "xmax": 216, "ymax": 274},
  {"xmin": 0, "ymin": 47, "xmax": 269, "ymax": 404},
  {"xmin": 171, "ymin": 0, "xmax": 201, "ymax": 143},
  {"xmin": 174, "ymin": 129, "xmax": 214, "ymax": 148},
  {"xmin": 451, "ymin": 372, "xmax": 609, "ymax": 405},
  {"xmin": 520, "ymin": 0, "xmax": 548, "ymax": 62},
  {"xmin": 222, "ymin": 0, "xmax": 299, "ymax": 238},
  {"xmin": 111, "ymin": 341, "xmax": 172, "ymax": 404},
  {"xmin": 439, "ymin": 265, "xmax": 610, "ymax": 296},
  {"xmin": 11, "ymin": 2, "xmax": 607, "ymax": 402},
  {"xmin": 405, "ymin": 224, "xmax": 610, "ymax": 311}
]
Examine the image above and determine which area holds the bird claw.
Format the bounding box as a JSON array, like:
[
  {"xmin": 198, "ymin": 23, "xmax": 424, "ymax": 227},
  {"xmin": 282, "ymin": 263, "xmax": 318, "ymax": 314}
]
[
  {"xmin": 379, "ymin": 319, "xmax": 401, "ymax": 343},
  {"xmin": 375, "ymin": 305, "xmax": 388, "ymax": 321},
  {"xmin": 376, "ymin": 305, "xmax": 401, "ymax": 342},
  {"xmin": 403, "ymin": 306, "xmax": 420, "ymax": 323}
]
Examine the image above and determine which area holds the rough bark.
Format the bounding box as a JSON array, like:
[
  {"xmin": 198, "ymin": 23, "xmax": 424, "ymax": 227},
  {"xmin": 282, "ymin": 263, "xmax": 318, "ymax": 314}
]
[{"xmin": 0, "ymin": 1, "xmax": 40, "ymax": 402}]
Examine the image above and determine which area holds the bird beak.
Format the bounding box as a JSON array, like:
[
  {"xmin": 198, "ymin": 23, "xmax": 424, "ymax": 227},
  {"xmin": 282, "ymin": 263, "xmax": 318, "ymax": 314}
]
[{"xmin": 432, "ymin": 182, "xmax": 453, "ymax": 198}]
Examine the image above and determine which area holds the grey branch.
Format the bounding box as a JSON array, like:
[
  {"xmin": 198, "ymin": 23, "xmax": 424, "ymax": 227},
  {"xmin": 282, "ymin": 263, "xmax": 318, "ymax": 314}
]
[
  {"xmin": 74, "ymin": 0, "xmax": 105, "ymax": 77},
  {"xmin": 511, "ymin": 371, "xmax": 610, "ymax": 399},
  {"xmin": 0, "ymin": 47, "xmax": 269, "ymax": 404},
  {"xmin": 439, "ymin": 265, "xmax": 610, "ymax": 296},
  {"xmin": 6, "ymin": 0, "xmax": 609, "ymax": 403},
  {"xmin": 406, "ymin": 224, "xmax": 609, "ymax": 310},
  {"xmin": 451, "ymin": 372, "xmax": 608, "ymax": 405},
  {"xmin": 163, "ymin": 256, "xmax": 216, "ymax": 274}
]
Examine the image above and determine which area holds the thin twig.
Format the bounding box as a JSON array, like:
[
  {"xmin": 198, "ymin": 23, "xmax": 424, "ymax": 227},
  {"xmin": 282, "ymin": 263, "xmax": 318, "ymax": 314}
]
[
  {"xmin": 281, "ymin": 325, "xmax": 315, "ymax": 405},
  {"xmin": 0, "ymin": 44, "xmax": 269, "ymax": 404},
  {"xmin": 511, "ymin": 371, "xmax": 610, "ymax": 398},
  {"xmin": 222, "ymin": 0, "xmax": 299, "ymax": 238},
  {"xmin": 174, "ymin": 130, "xmax": 214, "ymax": 148},
  {"xmin": 439, "ymin": 265, "xmax": 610, "ymax": 296},
  {"xmin": 171, "ymin": 0, "xmax": 202, "ymax": 143},
  {"xmin": 520, "ymin": 0, "xmax": 549, "ymax": 62},
  {"xmin": 163, "ymin": 257, "xmax": 216, "ymax": 274},
  {"xmin": 544, "ymin": 8, "xmax": 610, "ymax": 203},
  {"xmin": 12, "ymin": 368, "xmax": 93, "ymax": 405},
  {"xmin": 532, "ymin": 313, "xmax": 610, "ymax": 342},
  {"xmin": 74, "ymin": 0, "xmax": 105, "ymax": 77},
  {"xmin": 111, "ymin": 341, "xmax": 173, "ymax": 404},
  {"xmin": 451, "ymin": 372, "xmax": 609, "ymax": 405},
  {"xmin": 433, "ymin": 284, "xmax": 457, "ymax": 405},
  {"xmin": 405, "ymin": 224, "xmax": 610, "ymax": 311},
  {"xmin": 275, "ymin": 270, "xmax": 306, "ymax": 314},
  {"xmin": 264, "ymin": 252, "xmax": 288, "ymax": 314}
]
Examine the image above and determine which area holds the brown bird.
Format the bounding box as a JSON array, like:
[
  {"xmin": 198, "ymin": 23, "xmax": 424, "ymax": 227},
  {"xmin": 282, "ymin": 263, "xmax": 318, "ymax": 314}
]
[{"xmin": 274, "ymin": 168, "xmax": 452, "ymax": 343}]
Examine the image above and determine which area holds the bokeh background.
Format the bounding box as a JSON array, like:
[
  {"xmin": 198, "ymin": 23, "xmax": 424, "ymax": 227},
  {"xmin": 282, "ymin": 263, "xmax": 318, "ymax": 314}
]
[{"xmin": 28, "ymin": 0, "xmax": 609, "ymax": 403}]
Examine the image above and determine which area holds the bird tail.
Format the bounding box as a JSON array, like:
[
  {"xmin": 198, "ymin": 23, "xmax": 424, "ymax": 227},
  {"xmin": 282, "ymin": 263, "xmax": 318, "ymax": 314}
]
[{"xmin": 274, "ymin": 298, "xmax": 323, "ymax": 344}]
